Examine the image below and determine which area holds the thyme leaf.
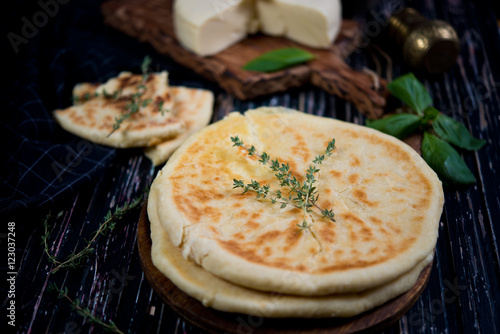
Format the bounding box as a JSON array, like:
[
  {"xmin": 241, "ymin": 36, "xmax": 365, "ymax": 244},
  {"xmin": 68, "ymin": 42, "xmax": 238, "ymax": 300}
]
[
  {"xmin": 49, "ymin": 283, "xmax": 125, "ymax": 334},
  {"xmin": 43, "ymin": 196, "xmax": 143, "ymax": 273},
  {"xmin": 231, "ymin": 136, "xmax": 336, "ymax": 231},
  {"xmin": 71, "ymin": 56, "xmax": 170, "ymax": 137}
]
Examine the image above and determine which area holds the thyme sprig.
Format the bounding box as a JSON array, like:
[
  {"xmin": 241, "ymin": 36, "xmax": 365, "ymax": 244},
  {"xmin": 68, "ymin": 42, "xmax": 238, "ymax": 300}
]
[
  {"xmin": 49, "ymin": 284, "xmax": 124, "ymax": 334},
  {"xmin": 43, "ymin": 196, "xmax": 143, "ymax": 273},
  {"xmin": 231, "ymin": 136, "xmax": 336, "ymax": 231},
  {"xmin": 107, "ymin": 56, "xmax": 153, "ymax": 137},
  {"xmin": 71, "ymin": 56, "xmax": 170, "ymax": 137}
]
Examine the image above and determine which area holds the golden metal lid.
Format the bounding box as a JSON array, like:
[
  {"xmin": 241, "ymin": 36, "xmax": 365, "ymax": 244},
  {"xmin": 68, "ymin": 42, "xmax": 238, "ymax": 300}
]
[{"xmin": 388, "ymin": 8, "xmax": 460, "ymax": 74}]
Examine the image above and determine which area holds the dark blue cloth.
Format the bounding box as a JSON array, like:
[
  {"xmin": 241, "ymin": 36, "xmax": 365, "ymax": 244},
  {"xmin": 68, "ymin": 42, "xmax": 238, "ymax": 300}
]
[
  {"xmin": 1, "ymin": 1, "xmax": 115, "ymax": 215},
  {"xmin": 0, "ymin": 0, "xmax": 218, "ymax": 216}
]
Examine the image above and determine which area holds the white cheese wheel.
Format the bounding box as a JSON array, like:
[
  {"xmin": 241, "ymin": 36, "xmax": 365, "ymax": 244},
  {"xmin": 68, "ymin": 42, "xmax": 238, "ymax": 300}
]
[{"xmin": 173, "ymin": 0, "xmax": 342, "ymax": 56}]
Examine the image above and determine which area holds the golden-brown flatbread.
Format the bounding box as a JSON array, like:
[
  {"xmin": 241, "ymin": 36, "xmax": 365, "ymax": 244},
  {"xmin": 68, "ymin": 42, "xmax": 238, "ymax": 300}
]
[
  {"xmin": 149, "ymin": 107, "xmax": 444, "ymax": 296},
  {"xmin": 149, "ymin": 190, "xmax": 434, "ymax": 318},
  {"xmin": 144, "ymin": 86, "xmax": 214, "ymax": 166},
  {"xmin": 53, "ymin": 71, "xmax": 185, "ymax": 148}
]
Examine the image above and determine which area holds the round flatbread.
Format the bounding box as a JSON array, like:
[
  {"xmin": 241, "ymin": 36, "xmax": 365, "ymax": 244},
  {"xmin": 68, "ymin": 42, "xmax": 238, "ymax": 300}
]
[
  {"xmin": 149, "ymin": 191, "xmax": 434, "ymax": 318},
  {"xmin": 53, "ymin": 71, "xmax": 185, "ymax": 148},
  {"xmin": 144, "ymin": 86, "xmax": 214, "ymax": 166},
  {"xmin": 149, "ymin": 107, "xmax": 443, "ymax": 296}
]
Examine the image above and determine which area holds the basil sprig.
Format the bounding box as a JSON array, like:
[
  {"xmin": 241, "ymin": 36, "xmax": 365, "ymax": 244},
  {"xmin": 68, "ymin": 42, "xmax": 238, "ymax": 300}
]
[
  {"xmin": 242, "ymin": 48, "xmax": 315, "ymax": 73},
  {"xmin": 366, "ymin": 73, "xmax": 486, "ymax": 186}
]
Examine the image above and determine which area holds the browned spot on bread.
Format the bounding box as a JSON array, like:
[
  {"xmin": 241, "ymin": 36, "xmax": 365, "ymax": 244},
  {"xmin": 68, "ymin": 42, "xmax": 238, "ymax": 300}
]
[
  {"xmin": 232, "ymin": 232, "xmax": 245, "ymax": 240},
  {"xmin": 330, "ymin": 170, "xmax": 342, "ymax": 178},
  {"xmin": 255, "ymin": 230, "xmax": 281, "ymax": 245},
  {"xmin": 369, "ymin": 216, "xmax": 382, "ymax": 225},
  {"xmin": 236, "ymin": 209, "xmax": 249, "ymax": 218},
  {"xmin": 189, "ymin": 188, "xmax": 224, "ymax": 202},
  {"xmin": 103, "ymin": 98, "xmax": 127, "ymax": 109},
  {"xmin": 117, "ymin": 74, "xmax": 140, "ymax": 90},
  {"xmin": 348, "ymin": 173, "xmax": 360, "ymax": 184},
  {"xmin": 263, "ymin": 247, "xmax": 272, "ymax": 256},
  {"xmin": 296, "ymin": 264, "xmax": 307, "ymax": 271},
  {"xmin": 218, "ymin": 240, "xmax": 296, "ymax": 270},
  {"xmin": 172, "ymin": 182, "xmax": 222, "ymax": 221},
  {"xmin": 209, "ymin": 226, "xmax": 219, "ymax": 235},
  {"xmin": 69, "ymin": 113, "xmax": 84, "ymax": 124},
  {"xmin": 349, "ymin": 155, "xmax": 361, "ymax": 167},
  {"xmin": 244, "ymin": 221, "xmax": 260, "ymax": 230},
  {"xmin": 352, "ymin": 188, "xmax": 378, "ymax": 207},
  {"xmin": 87, "ymin": 107, "xmax": 96, "ymax": 120},
  {"xmin": 341, "ymin": 212, "xmax": 365, "ymax": 225},
  {"xmin": 251, "ymin": 212, "xmax": 262, "ymax": 220},
  {"xmin": 412, "ymin": 196, "xmax": 430, "ymax": 210},
  {"xmin": 379, "ymin": 227, "xmax": 389, "ymax": 236},
  {"xmin": 349, "ymin": 228, "xmax": 358, "ymax": 242},
  {"xmin": 280, "ymin": 221, "xmax": 303, "ymax": 252},
  {"xmin": 318, "ymin": 224, "xmax": 336, "ymax": 243},
  {"xmin": 291, "ymin": 133, "xmax": 310, "ymax": 163},
  {"xmin": 361, "ymin": 226, "xmax": 374, "ymax": 242},
  {"xmin": 219, "ymin": 240, "xmax": 262, "ymax": 265}
]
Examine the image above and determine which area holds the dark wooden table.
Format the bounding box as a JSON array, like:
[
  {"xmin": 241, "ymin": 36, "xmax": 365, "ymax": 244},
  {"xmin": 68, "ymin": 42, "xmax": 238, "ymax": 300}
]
[{"xmin": 3, "ymin": 0, "xmax": 500, "ymax": 333}]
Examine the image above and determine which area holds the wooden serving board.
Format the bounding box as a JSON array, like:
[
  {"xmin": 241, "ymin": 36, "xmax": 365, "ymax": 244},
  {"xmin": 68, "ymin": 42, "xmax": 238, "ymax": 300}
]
[
  {"xmin": 137, "ymin": 203, "xmax": 433, "ymax": 334},
  {"xmin": 101, "ymin": 0, "xmax": 388, "ymax": 119}
]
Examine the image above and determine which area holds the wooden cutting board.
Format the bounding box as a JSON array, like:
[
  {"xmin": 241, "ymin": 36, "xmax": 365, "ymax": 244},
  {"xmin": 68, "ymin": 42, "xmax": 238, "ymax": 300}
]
[
  {"xmin": 101, "ymin": 0, "xmax": 388, "ymax": 119},
  {"xmin": 137, "ymin": 203, "xmax": 433, "ymax": 334}
]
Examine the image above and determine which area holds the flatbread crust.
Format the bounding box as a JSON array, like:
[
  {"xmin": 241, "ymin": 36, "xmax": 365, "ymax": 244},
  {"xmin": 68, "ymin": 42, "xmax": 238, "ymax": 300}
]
[
  {"xmin": 149, "ymin": 107, "xmax": 444, "ymax": 296},
  {"xmin": 53, "ymin": 71, "xmax": 185, "ymax": 148},
  {"xmin": 144, "ymin": 86, "xmax": 214, "ymax": 166},
  {"xmin": 149, "ymin": 188, "xmax": 434, "ymax": 318}
]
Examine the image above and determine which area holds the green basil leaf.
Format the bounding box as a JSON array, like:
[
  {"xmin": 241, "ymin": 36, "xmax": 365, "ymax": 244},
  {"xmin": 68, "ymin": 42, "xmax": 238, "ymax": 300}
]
[
  {"xmin": 432, "ymin": 114, "xmax": 486, "ymax": 151},
  {"xmin": 243, "ymin": 48, "xmax": 315, "ymax": 73},
  {"xmin": 422, "ymin": 132, "xmax": 476, "ymax": 185},
  {"xmin": 421, "ymin": 106, "xmax": 440, "ymax": 124},
  {"xmin": 387, "ymin": 73, "xmax": 433, "ymax": 116},
  {"xmin": 366, "ymin": 114, "xmax": 422, "ymax": 139}
]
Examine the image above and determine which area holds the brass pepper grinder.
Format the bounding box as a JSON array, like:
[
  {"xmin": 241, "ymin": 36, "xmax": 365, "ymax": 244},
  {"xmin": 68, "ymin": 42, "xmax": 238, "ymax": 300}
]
[{"xmin": 387, "ymin": 8, "xmax": 460, "ymax": 74}]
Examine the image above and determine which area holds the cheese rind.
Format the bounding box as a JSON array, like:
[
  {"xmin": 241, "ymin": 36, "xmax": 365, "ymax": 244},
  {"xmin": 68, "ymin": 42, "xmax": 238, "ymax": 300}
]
[{"xmin": 173, "ymin": 0, "xmax": 342, "ymax": 56}]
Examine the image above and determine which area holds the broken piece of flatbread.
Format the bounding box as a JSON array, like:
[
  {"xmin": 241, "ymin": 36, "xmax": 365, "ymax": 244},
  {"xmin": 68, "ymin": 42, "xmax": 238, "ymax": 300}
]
[
  {"xmin": 144, "ymin": 86, "xmax": 214, "ymax": 166},
  {"xmin": 53, "ymin": 71, "xmax": 185, "ymax": 148}
]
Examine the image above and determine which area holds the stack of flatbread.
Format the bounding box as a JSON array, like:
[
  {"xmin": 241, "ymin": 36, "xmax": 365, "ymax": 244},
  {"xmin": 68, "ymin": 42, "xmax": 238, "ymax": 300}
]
[
  {"xmin": 53, "ymin": 71, "xmax": 214, "ymax": 166},
  {"xmin": 148, "ymin": 107, "xmax": 444, "ymax": 318}
]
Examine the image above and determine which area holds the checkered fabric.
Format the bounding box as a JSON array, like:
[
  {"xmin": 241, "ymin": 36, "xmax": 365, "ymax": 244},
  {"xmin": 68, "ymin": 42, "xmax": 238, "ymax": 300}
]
[
  {"xmin": 1, "ymin": 0, "xmax": 219, "ymax": 216},
  {"xmin": 0, "ymin": 1, "xmax": 122, "ymax": 215}
]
